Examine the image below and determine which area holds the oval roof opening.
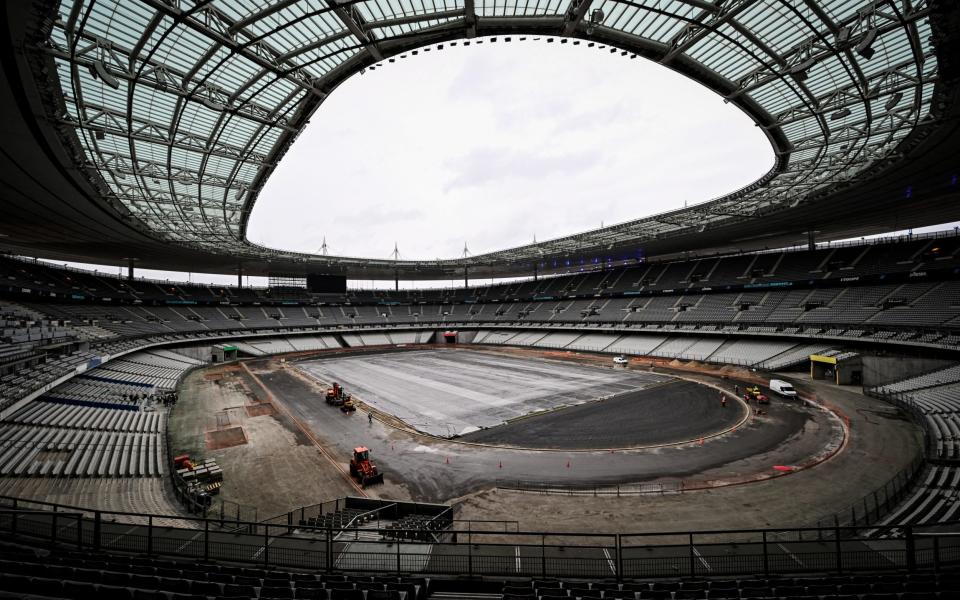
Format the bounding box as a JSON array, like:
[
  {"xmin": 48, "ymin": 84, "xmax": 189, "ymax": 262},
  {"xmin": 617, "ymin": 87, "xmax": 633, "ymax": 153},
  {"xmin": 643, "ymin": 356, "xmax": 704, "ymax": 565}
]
[{"xmin": 248, "ymin": 37, "xmax": 774, "ymax": 260}]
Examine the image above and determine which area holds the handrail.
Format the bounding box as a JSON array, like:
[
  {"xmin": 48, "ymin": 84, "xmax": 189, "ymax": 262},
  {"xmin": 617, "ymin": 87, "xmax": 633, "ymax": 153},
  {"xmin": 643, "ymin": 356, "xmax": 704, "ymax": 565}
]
[
  {"xmin": 2, "ymin": 491, "xmax": 957, "ymax": 539},
  {"xmin": 342, "ymin": 503, "xmax": 398, "ymax": 531}
]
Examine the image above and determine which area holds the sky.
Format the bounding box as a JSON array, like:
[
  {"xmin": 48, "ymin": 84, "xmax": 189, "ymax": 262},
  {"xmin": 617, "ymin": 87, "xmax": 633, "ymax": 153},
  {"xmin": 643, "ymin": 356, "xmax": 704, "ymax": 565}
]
[{"xmin": 245, "ymin": 37, "xmax": 774, "ymax": 261}]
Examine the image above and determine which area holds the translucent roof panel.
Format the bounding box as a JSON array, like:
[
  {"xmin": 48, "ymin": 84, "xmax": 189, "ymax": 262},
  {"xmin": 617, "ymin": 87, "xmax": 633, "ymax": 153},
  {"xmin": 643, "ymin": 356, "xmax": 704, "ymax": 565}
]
[{"xmin": 48, "ymin": 0, "xmax": 938, "ymax": 268}]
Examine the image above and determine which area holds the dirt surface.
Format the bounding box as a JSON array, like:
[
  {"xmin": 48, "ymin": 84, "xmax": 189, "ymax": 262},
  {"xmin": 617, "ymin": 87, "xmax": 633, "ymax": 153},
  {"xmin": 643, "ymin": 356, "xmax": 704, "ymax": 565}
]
[
  {"xmin": 169, "ymin": 366, "xmax": 359, "ymax": 519},
  {"xmin": 251, "ymin": 352, "xmax": 838, "ymax": 504},
  {"xmin": 452, "ymin": 370, "xmax": 923, "ymax": 533},
  {"xmin": 205, "ymin": 426, "xmax": 247, "ymax": 450},
  {"xmin": 168, "ymin": 347, "xmax": 922, "ymax": 533},
  {"xmin": 461, "ymin": 380, "xmax": 744, "ymax": 448}
]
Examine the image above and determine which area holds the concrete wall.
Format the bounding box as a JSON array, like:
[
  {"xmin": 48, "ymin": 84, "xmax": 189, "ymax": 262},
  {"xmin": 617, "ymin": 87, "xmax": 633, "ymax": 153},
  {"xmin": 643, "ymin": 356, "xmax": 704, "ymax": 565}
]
[
  {"xmin": 860, "ymin": 354, "xmax": 957, "ymax": 387},
  {"xmin": 170, "ymin": 344, "xmax": 216, "ymax": 363},
  {"xmin": 455, "ymin": 330, "xmax": 478, "ymax": 344}
]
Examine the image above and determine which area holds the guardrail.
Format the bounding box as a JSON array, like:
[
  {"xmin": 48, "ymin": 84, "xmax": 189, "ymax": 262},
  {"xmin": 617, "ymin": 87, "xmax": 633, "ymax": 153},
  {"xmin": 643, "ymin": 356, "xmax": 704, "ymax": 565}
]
[
  {"xmin": 866, "ymin": 389, "xmax": 943, "ymax": 460},
  {"xmin": 809, "ymin": 454, "xmax": 927, "ymax": 531},
  {"xmin": 0, "ymin": 501, "xmax": 957, "ymax": 579}
]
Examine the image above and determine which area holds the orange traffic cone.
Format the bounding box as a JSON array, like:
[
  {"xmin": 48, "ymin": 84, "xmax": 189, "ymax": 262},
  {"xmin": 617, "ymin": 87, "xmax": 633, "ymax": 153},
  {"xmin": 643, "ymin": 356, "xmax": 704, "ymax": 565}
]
[
  {"xmin": 498, "ymin": 461, "xmax": 502, "ymax": 469},
  {"xmin": 445, "ymin": 456, "xmax": 450, "ymax": 464},
  {"xmin": 566, "ymin": 460, "xmax": 571, "ymax": 469}
]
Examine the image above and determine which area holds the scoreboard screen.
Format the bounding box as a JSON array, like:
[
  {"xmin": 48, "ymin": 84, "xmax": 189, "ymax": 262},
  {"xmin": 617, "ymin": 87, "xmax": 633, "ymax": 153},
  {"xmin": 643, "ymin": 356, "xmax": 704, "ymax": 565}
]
[{"xmin": 306, "ymin": 273, "xmax": 347, "ymax": 293}]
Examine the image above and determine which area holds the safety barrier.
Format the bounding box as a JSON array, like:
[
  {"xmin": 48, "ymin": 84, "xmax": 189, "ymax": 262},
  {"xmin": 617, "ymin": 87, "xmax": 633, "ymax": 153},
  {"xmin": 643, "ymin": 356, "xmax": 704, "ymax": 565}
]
[{"xmin": 0, "ymin": 499, "xmax": 957, "ymax": 580}]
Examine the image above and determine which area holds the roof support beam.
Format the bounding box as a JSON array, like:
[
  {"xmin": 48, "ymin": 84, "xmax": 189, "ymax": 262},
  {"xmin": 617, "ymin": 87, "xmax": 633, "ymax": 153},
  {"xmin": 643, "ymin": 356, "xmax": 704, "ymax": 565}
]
[
  {"xmin": 140, "ymin": 0, "xmax": 328, "ymax": 97},
  {"xmin": 62, "ymin": 100, "xmax": 271, "ymax": 164},
  {"xmin": 465, "ymin": 0, "xmax": 477, "ymax": 37},
  {"xmin": 363, "ymin": 10, "xmax": 466, "ymax": 32},
  {"xmin": 661, "ymin": 0, "xmax": 758, "ymax": 64},
  {"xmin": 329, "ymin": 2, "xmax": 384, "ymax": 61},
  {"xmin": 562, "ymin": 0, "xmax": 595, "ymax": 36},
  {"xmin": 45, "ymin": 36, "xmax": 294, "ymax": 131},
  {"xmin": 92, "ymin": 152, "xmax": 246, "ymax": 190}
]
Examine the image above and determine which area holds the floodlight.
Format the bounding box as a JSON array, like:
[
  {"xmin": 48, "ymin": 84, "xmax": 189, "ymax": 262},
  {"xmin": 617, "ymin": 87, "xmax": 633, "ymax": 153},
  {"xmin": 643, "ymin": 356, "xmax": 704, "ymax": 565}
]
[
  {"xmin": 856, "ymin": 28, "xmax": 878, "ymax": 60},
  {"xmin": 586, "ymin": 9, "xmax": 605, "ymax": 35},
  {"xmin": 830, "ymin": 108, "xmax": 851, "ymax": 121},
  {"xmin": 789, "ymin": 56, "xmax": 815, "ymax": 81},
  {"xmin": 92, "ymin": 60, "xmax": 120, "ymax": 89},
  {"xmin": 884, "ymin": 91, "xmax": 903, "ymax": 112},
  {"xmin": 201, "ymin": 98, "xmax": 224, "ymax": 111}
]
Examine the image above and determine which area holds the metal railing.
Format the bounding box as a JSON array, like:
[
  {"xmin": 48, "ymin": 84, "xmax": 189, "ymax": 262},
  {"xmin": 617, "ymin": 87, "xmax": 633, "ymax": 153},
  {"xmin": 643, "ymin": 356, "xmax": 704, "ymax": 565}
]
[
  {"xmin": 867, "ymin": 389, "xmax": 945, "ymax": 460},
  {"xmin": 0, "ymin": 500, "xmax": 957, "ymax": 580},
  {"xmin": 809, "ymin": 454, "xmax": 927, "ymax": 531},
  {"xmin": 496, "ymin": 480, "xmax": 687, "ymax": 496}
]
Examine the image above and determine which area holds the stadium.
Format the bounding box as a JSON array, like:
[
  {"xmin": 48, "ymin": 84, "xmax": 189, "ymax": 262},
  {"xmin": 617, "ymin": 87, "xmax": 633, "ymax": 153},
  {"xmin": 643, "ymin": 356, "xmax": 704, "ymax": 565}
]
[{"xmin": 1, "ymin": 0, "xmax": 959, "ymax": 598}]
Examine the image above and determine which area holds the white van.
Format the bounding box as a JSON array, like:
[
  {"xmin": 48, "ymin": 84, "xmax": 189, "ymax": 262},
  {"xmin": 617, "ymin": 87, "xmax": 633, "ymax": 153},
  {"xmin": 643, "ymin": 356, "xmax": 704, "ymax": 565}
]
[
  {"xmin": 613, "ymin": 355, "xmax": 628, "ymax": 365},
  {"xmin": 769, "ymin": 379, "xmax": 797, "ymax": 398}
]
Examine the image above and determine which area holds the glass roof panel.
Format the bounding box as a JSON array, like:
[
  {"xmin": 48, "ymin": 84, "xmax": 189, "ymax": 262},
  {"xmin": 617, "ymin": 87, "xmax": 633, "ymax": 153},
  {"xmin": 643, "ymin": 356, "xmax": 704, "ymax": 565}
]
[{"xmin": 46, "ymin": 0, "xmax": 939, "ymax": 263}]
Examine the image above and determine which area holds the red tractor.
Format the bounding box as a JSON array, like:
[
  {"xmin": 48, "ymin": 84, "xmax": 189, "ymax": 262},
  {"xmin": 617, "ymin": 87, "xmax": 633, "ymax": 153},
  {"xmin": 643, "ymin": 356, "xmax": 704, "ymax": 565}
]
[
  {"xmin": 326, "ymin": 382, "xmax": 344, "ymax": 406},
  {"xmin": 349, "ymin": 447, "xmax": 384, "ymax": 487}
]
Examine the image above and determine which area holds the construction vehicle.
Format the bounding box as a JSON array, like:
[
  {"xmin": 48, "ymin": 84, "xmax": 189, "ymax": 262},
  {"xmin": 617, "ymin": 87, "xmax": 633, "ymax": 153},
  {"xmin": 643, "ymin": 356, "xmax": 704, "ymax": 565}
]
[
  {"xmin": 173, "ymin": 454, "xmax": 223, "ymax": 511},
  {"xmin": 743, "ymin": 387, "xmax": 770, "ymax": 404},
  {"xmin": 341, "ymin": 396, "xmax": 357, "ymax": 413},
  {"xmin": 349, "ymin": 446, "xmax": 384, "ymax": 487},
  {"xmin": 326, "ymin": 382, "xmax": 345, "ymax": 406}
]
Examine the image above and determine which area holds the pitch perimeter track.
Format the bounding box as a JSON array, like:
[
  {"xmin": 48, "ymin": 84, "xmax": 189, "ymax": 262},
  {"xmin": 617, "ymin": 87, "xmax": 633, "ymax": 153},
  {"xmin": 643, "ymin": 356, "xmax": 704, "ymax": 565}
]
[{"xmin": 247, "ymin": 349, "xmax": 844, "ymax": 502}]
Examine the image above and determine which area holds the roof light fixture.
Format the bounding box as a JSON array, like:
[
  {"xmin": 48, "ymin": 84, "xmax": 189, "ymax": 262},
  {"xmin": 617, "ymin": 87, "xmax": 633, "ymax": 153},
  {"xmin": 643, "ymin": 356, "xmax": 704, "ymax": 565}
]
[
  {"xmin": 884, "ymin": 92, "xmax": 903, "ymax": 112},
  {"xmin": 856, "ymin": 28, "xmax": 878, "ymax": 60},
  {"xmin": 830, "ymin": 108, "xmax": 851, "ymax": 121},
  {"xmin": 789, "ymin": 56, "xmax": 815, "ymax": 81},
  {"xmin": 586, "ymin": 9, "xmax": 604, "ymax": 35},
  {"xmin": 92, "ymin": 60, "xmax": 120, "ymax": 89}
]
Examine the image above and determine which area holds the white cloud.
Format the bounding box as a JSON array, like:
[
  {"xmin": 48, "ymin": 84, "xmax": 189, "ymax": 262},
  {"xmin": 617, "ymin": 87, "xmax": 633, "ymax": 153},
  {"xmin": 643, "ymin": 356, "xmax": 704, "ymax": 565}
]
[{"xmin": 247, "ymin": 37, "xmax": 774, "ymax": 260}]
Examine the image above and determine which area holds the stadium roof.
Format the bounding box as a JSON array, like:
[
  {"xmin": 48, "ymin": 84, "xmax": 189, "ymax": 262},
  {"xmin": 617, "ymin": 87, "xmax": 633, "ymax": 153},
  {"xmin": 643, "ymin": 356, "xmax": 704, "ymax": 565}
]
[{"xmin": 1, "ymin": 0, "xmax": 958, "ymax": 280}]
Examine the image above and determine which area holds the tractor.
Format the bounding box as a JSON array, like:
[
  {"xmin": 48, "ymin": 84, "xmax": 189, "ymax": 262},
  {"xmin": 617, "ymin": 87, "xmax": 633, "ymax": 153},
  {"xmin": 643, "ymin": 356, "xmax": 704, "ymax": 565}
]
[
  {"xmin": 349, "ymin": 446, "xmax": 384, "ymax": 487},
  {"xmin": 326, "ymin": 382, "xmax": 345, "ymax": 406},
  {"xmin": 341, "ymin": 396, "xmax": 357, "ymax": 413},
  {"xmin": 743, "ymin": 386, "xmax": 770, "ymax": 404}
]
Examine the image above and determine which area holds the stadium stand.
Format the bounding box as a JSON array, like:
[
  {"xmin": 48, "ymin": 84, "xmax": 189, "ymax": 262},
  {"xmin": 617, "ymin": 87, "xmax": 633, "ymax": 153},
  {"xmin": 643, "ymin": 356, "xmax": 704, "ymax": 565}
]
[
  {"xmin": 0, "ymin": 0, "xmax": 958, "ymax": 588},
  {"xmin": 2, "ymin": 234, "xmax": 960, "ymax": 359},
  {"xmin": 0, "ymin": 349, "xmax": 201, "ymax": 480},
  {"xmin": 869, "ymin": 364, "xmax": 960, "ymax": 461},
  {"xmin": 875, "ymin": 463, "xmax": 960, "ymax": 533},
  {"xmin": 0, "ymin": 237, "xmax": 959, "ymax": 541},
  {"xmin": 0, "ymin": 523, "xmax": 957, "ymax": 599}
]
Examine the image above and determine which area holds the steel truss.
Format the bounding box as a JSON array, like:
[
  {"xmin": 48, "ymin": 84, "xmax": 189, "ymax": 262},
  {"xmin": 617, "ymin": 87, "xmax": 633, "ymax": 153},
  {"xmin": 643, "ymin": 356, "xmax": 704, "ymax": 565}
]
[{"xmin": 38, "ymin": 0, "xmax": 937, "ymax": 272}]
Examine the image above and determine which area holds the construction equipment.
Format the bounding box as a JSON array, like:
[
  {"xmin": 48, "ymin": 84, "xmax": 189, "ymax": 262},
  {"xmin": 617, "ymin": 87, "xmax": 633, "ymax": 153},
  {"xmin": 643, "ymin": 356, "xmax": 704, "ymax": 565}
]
[
  {"xmin": 341, "ymin": 396, "xmax": 357, "ymax": 413},
  {"xmin": 349, "ymin": 446, "xmax": 384, "ymax": 487},
  {"xmin": 173, "ymin": 454, "xmax": 193, "ymax": 470},
  {"xmin": 744, "ymin": 390, "xmax": 770, "ymax": 404},
  {"xmin": 173, "ymin": 455, "xmax": 224, "ymax": 511},
  {"xmin": 326, "ymin": 382, "xmax": 345, "ymax": 406}
]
